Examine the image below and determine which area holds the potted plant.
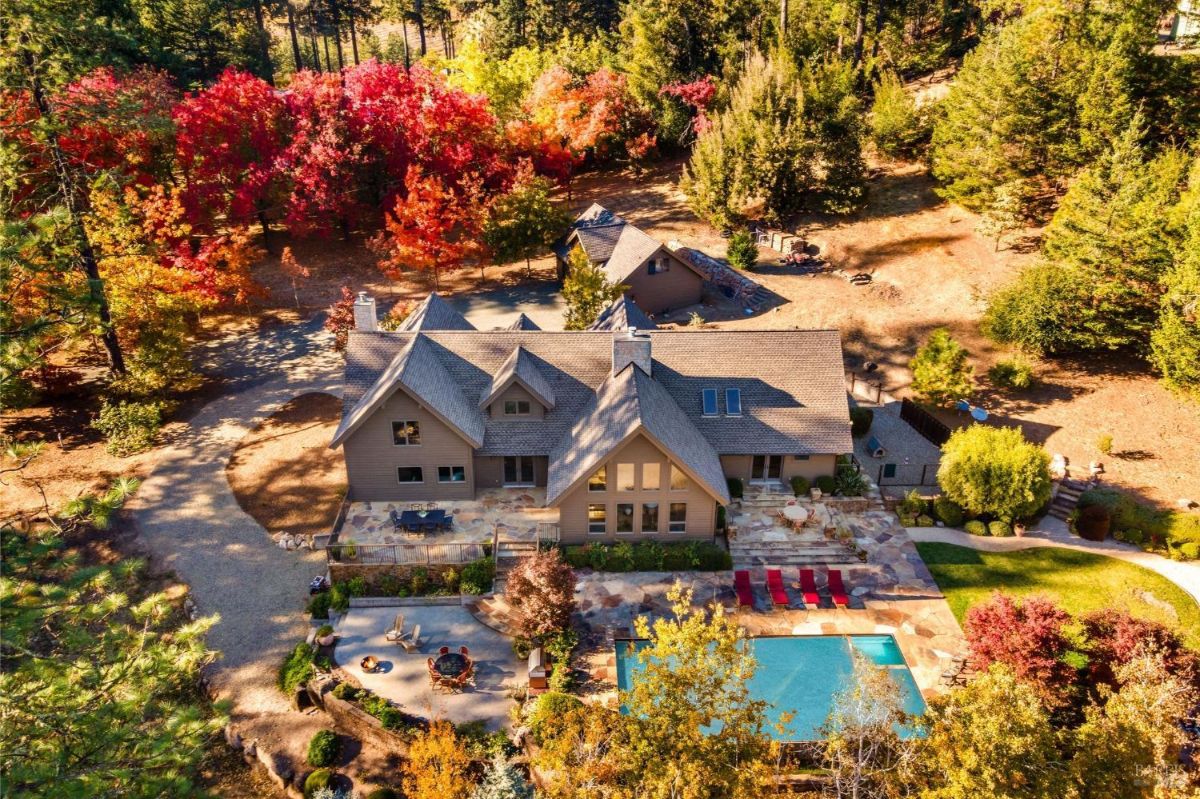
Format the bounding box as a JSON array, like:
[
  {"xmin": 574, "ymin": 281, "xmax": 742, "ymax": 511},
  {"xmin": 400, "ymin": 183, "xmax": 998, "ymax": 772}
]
[{"xmin": 316, "ymin": 624, "xmax": 336, "ymax": 647}]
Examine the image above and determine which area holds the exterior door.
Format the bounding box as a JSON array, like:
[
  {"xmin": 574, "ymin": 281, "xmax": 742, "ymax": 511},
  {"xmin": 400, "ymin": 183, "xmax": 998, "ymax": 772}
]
[
  {"xmin": 751, "ymin": 455, "xmax": 783, "ymax": 482},
  {"xmin": 503, "ymin": 456, "xmax": 535, "ymax": 486}
]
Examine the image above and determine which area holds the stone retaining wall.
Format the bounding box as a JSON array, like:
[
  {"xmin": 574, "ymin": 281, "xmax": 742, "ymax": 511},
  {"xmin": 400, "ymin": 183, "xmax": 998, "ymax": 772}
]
[
  {"xmin": 319, "ymin": 688, "xmax": 414, "ymax": 755},
  {"xmin": 328, "ymin": 562, "xmax": 463, "ymax": 585},
  {"xmin": 348, "ymin": 595, "xmax": 470, "ymax": 608}
]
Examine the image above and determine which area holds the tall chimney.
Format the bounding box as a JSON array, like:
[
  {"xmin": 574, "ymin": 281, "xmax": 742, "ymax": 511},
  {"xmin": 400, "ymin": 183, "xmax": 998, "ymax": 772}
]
[
  {"xmin": 612, "ymin": 328, "xmax": 651, "ymax": 376},
  {"xmin": 353, "ymin": 292, "xmax": 378, "ymax": 331}
]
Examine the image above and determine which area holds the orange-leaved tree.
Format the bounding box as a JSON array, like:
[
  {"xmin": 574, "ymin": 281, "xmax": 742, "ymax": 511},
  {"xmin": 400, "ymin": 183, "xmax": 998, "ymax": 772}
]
[
  {"xmin": 370, "ymin": 168, "xmax": 487, "ymax": 291},
  {"xmin": 401, "ymin": 721, "xmax": 475, "ymax": 799}
]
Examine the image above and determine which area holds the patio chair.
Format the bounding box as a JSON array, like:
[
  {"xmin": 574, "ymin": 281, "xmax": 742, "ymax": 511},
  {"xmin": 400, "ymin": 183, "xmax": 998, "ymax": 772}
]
[
  {"xmin": 389, "ymin": 509, "xmax": 403, "ymax": 529},
  {"xmin": 765, "ymin": 569, "xmax": 789, "ymax": 608},
  {"xmin": 827, "ymin": 569, "xmax": 850, "ymax": 607},
  {"xmin": 440, "ymin": 515, "xmax": 454, "ymax": 531},
  {"xmin": 733, "ymin": 570, "xmax": 754, "ymax": 608},
  {"xmin": 460, "ymin": 645, "xmax": 469, "ymax": 656},
  {"xmin": 400, "ymin": 624, "xmax": 423, "ymax": 653},
  {"xmin": 408, "ymin": 503, "xmax": 424, "ymax": 511},
  {"xmin": 425, "ymin": 502, "xmax": 439, "ymax": 511},
  {"xmin": 384, "ymin": 613, "xmax": 406, "ymax": 642},
  {"xmin": 438, "ymin": 645, "xmax": 450, "ymax": 655},
  {"xmin": 798, "ymin": 568, "xmax": 821, "ymax": 607}
]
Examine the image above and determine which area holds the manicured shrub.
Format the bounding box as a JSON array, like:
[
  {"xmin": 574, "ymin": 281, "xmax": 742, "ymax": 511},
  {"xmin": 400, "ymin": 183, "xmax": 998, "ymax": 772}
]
[
  {"xmin": 585, "ymin": 542, "xmax": 608, "ymax": 570},
  {"xmin": 849, "ymin": 406, "xmax": 874, "ymax": 437},
  {"xmin": 307, "ymin": 591, "xmax": 331, "ymax": 619},
  {"xmin": 460, "ymin": 557, "xmax": 495, "ymax": 595},
  {"xmin": 815, "ymin": 475, "xmax": 837, "ymax": 495},
  {"xmin": 92, "ymin": 399, "xmax": 162, "ymax": 456},
  {"xmin": 938, "ymin": 425, "xmax": 1052, "ymax": 520},
  {"xmin": 606, "ymin": 541, "xmax": 634, "ymax": 572},
  {"xmin": 790, "ymin": 475, "xmax": 811, "ymax": 496},
  {"xmin": 307, "ymin": 730, "xmax": 340, "ymax": 767},
  {"xmin": 528, "ymin": 692, "xmax": 583, "ymax": 742},
  {"xmin": 988, "ymin": 358, "xmax": 1034, "ymax": 390},
  {"xmin": 899, "ymin": 489, "xmax": 928, "ymax": 517},
  {"xmin": 909, "ymin": 328, "xmax": 973, "ymax": 407},
  {"xmin": 1074, "ymin": 503, "xmax": 1111, "ymax": 541},
  {"xmin": 1165, "ymin": 512, "xmax": 1200, "ymax": 547},
  {"xmin": 727, "ymin": 478, "xmax": 744, "ymax": 499},
  {"xmin": 916, "ymin": 514, "xmax": 934, "ymax": 527},
  {"xmin": 278, "ymin": 643, "xmax": 316, "ymax": 695},
  {"xmin": 834, "ymin": 464, "xmax": 869, "ymax": 496},
  {"xmin": 409, "ymin": 568, "xmax": 429, "ymax": 595},
  {"xmin": 1177, "ymin": 542, "xmax": 1199, "ymax": 560},
  {"xmin": 899, "ymin": 514, "xmax": 918, "ymax": 527},
  {"xmin": 988, "ymin": 520, "xmax": 1012, "ymax": 537},
  {"xmin": 695, "ymin": 542, "xmax": 733, "ymax": 570},
  {"xmin": 441, "ymin": 567, "xmax": 460, "ymax": 593},
  {"xmin": 304, "ymin": 768, "xmax": 333, "ymax": 797},
  {"xmin": 661, "ymin": 545, "xmax": 692, "ymax": 571},
  {"xmin": 632, "ymin": 541, "xmax": 664, "ymax": 571},
  {"xmin": 933, "ymin": 497, "xmax": 965, "ymax": 527},
  {"xmin": 964, "ymin": 520, "xmax": 987, "ymax": 536},
  {"xmin": 329, "ymin": 583, "xmax": 350, "ymax": 613},
  {"xmin": 563, "ymin": 545, "xmax": 590, "ymax": 569},
  {"xmin": 1113, "ymin": 527, "xmax": 1146, "ymax": 546}
]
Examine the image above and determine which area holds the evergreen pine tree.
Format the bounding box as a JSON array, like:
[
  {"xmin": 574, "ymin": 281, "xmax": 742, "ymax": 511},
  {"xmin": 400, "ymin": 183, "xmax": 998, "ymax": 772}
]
[
  {"xmin": 1151, "ymin": 156, "xmax": 1200, "ymax": 397},
  {"xmin": 472, "ymin": 755, "xmax": 535, "ymax": 799}
]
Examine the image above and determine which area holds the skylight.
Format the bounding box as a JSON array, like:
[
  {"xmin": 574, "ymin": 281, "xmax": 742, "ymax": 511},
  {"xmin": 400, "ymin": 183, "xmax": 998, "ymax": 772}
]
[
  {"xmin": 725, "ymin": 388, "xmax": 742, "ymax": 416},
  {"xmin": 701, "ymin": 388, "xmax": 718, "ymax": 416}
]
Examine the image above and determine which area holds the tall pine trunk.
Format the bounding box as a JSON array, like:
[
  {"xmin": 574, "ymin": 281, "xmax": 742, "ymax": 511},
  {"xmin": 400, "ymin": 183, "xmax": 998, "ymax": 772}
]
[
  {"xmin": 402, "ymin": 22, "xmax": 411, "ymax": 67},
  {"xmin": 348, "ymin": 6, "xmax": 360, "ymax": 63},
  {"xmin": 329, "ymin": 0, "xmax": 346, "ymax": 69},
  {"xmin": 323, "ymin": 34, "xmax": 333, "ymax": 71},
  {"xmin": 780, "ymin": 0, "xmax": 789, "ymax": 37},
  {"xmin": 251, "ymin": 0, "xmax": 275, "ymax": 85},
  {"xmin": 22, "ymin": 47, "xmax": 126, "ymax": 375},
  {"xmin": 852, "ymin": 0, "xmax": 868, "ymax": 67},
  {"xmin": 286, "ymin": 2, "xmax": 304, "ymax": 71},
  {"xmin": 413, "ymin": 0, "xmax": 427, "ymax": 55}
]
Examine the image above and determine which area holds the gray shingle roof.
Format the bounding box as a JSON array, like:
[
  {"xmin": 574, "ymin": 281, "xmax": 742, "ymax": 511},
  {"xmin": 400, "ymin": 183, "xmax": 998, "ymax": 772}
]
[
  {"xmin": 338, "ymin": 329, "xmax": 852, "ymax": 459},
  {"xmin": 555, "ymin": 204, "xmax": 705, "ymax": 285},
  {"xmin": 395, "ymin": 293, "xmax": 476, "ymax": 332},
  {"xmin": 588, "ymin": 294, "xmax": 659, "ymax": 332},
  {"xmin": 478, "ymin": 345, "xmax": 557, "ymax": 410},
  {"xmin": 545, "ymin": 364, "xmax": 729, "ymax": 505},
  {"xmin": 331, "ymin": 334, "xmax": 485, "ymax": 448},
  {"xmin": 504, "ymin": 313, "xmax": 541, "ymax": 331}
]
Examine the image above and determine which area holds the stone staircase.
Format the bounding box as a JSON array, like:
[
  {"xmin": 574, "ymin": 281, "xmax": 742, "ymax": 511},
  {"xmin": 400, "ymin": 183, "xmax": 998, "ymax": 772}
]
[
  {"xmin": 1049, "ymin": 478, "xmax": 1091, "ymax": 521},
  {"xmin": 745, "ymin": 284, "xmax": 775, "ymax": 310},
  {"xmin": 492, "ymin": 539, "xmax": 538, "ymax": 593},
  {"xmin": 737, "ymin": 483, "xmax": 795, "ymax": 509},
  {"xmin": 730, "ymin": 538, "xmax": 859, "ymax": 568}
]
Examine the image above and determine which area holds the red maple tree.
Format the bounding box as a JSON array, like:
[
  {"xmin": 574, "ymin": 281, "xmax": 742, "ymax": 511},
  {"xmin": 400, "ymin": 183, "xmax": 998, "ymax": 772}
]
[{"xmin": 965, "ymin": 592, "xmax": 1075, "ymax": 707}]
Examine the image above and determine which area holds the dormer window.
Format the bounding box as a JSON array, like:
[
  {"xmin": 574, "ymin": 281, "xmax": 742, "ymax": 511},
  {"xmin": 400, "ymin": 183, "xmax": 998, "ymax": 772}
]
[
  {"xmin": 648, "ymin": 257, "xmax": 669, "ymax": 274},
  {"xmin": 725, "ymin": 388, "xmax": 742, "ymax": 417},
  {"xmin": 504, "ymin": 400, "xmax": 531, "ymax": 416},
  {"xmin": 701, "ymin": 388, "xmax": 718, "ymax": 417}
]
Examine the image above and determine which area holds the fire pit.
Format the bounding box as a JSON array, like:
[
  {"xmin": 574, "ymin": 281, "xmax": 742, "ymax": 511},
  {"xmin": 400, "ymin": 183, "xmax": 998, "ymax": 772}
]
[{"xmin": 360, "ymin": 655, "xmax": 380, "ymax": 673}]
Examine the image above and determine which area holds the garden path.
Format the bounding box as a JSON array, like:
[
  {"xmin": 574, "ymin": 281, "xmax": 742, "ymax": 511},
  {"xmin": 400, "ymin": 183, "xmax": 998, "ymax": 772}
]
[{"xmin": 908, "ymin": 520, "xmax": 1200, "ymax": 606}]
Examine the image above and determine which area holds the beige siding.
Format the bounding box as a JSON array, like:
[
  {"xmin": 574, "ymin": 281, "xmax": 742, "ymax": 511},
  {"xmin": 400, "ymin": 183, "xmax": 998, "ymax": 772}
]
[
  {"xmin": 486, "ymin": 384, "xmax": 545, "ymax": 420},
  {"xmin": 720, "ymin": 454, "xmax": 837, "ymax": 485},
  {"xmin": 622, "ymin": 248, "xmax": 704, "ymax": 314},
  {"xmin": 474, "ymin": 456, "xmax": 549, "ymax": 489},
  {"xmin": 342, "ymin": 388, "xmax": 476, "ymax": 501},
  {"xmin": 556, "ymin": 433, "xmax": 716, "ymax": 543}
]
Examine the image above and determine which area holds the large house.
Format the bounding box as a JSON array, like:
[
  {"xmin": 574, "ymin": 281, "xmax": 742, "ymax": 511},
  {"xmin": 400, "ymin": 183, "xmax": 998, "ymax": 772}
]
[
  {"xmin": 554, "ymin": 204, "xmax": 706, "ymax": 315},
  {"xmin": 331, "ymin": 293, "xmax": 852, "ymax": 543}
]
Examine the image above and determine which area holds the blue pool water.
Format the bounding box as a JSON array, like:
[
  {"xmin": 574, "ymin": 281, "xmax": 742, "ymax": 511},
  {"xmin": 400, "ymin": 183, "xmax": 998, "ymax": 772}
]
[{"xmin": 615, "ymin": 634, "xmax": 927, "ymax": 741}]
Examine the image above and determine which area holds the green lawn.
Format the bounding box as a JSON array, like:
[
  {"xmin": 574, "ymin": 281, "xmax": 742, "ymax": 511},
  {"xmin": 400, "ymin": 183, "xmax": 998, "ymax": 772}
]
[{"xmin": 916, "ymin": 543, "xmax": 1200, "ymax": 649}]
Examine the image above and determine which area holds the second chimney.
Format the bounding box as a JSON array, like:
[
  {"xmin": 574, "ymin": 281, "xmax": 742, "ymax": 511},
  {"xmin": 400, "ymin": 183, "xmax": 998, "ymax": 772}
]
[
  {"xmin": 353, "ymin": 292, "xmax": 378, "ymax": 331},
  {"xmin": 612, "ymin": 328, "xmax": 651, "ymax": 376}
]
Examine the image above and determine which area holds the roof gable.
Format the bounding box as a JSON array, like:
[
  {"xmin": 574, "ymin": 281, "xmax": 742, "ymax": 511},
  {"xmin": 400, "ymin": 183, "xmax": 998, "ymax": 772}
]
[
  {"xmin": 505, "ymin": 313, "xmax": 542, "ymax": 331},
  {"xmin": 331, "ymin": 334, "xmax": 484, "ymax": 448},
  {"xmin": 588, "ymin": 294, "xmax": 658, "ymax": 332},
  {"xmin": 396, "ymin": 293, "xmax": 476, "ymax": 332},
  {"xmin": 545, "ymin": 364, "xmax": 729, "ymax": 505},
  {"xmin": 478, "ymin": 345, "xmax": 557, "ymax": 410}
]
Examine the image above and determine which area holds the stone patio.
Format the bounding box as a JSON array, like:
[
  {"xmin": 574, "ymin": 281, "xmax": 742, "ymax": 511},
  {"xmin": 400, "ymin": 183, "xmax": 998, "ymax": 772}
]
[
  {"xmin": 338, "ymin": 488, "xmax": 559, "ymax": 546},
  {"xmin": 332, "ymin": 603, "xmax": 523, "ymax": 731}
]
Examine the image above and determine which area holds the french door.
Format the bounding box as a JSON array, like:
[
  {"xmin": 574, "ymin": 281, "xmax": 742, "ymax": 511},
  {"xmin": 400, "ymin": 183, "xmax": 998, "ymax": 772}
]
[
  {"xmin": 503, "ymin": 456, "xmax": 536, "ymax": 486},
  {"xmin": 750, "ymin": 455, "xmax": 783, "ymax": 482}
]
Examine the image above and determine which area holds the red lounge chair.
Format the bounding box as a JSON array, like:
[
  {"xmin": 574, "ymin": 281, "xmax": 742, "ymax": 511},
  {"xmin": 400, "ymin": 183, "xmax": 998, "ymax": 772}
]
[
  {"xmin": 733, "ymin": 570, "xmax": 754, "ymax": 608},
  {"xmin": 766, "ymin": 569, "xmax": 789, "ymax": 608},
  {"xmin": 828, "ymin": 569, "xmax": 850, "ymax": 607},
  {"xmin": 798, "ymin": 569, "xmax": 821, "ymax": 607}
]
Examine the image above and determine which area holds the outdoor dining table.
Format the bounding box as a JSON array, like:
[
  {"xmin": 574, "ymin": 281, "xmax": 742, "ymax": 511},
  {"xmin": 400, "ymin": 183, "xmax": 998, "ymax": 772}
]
[
  {"xmin": 399, "ymin": 509, "xmax": 446, "ymax": 532},
  {"xmin": 432, "ymin": 651, "xmax": 469, "ymax": 678},
  {"xmin": 781, "ymin": 505, "xmax": 809, "ymax": 527}
]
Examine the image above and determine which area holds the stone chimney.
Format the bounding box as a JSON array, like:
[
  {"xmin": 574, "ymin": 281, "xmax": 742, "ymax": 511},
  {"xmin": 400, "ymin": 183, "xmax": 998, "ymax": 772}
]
[
  {"xmin": 353, "ymin": 292, "xmax": 378, "ymax": 331},
  {"xmin": 612, "ymin": 328, "xmax": 652, "ymax": 376}
]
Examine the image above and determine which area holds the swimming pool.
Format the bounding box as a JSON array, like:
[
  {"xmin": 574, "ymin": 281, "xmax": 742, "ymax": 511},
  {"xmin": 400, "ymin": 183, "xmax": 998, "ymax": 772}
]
[{"xmin": 614, "ymin": 634, "xmax": 927, "ymax": 741}]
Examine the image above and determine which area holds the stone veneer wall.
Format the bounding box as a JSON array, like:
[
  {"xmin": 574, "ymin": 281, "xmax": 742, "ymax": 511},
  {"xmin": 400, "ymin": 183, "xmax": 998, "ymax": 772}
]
[
  {"xmin": 328, "ymin": 562, "xmax": 465, "ymax": 585},
  {"xmin": 318, "ymin": 686, "xmax": 415, "ymax": 755}
]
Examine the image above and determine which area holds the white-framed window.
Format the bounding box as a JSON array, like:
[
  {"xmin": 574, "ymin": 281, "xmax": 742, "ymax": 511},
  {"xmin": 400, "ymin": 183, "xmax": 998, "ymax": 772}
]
[
  {"xmin": 725, "ymin": 388, "xmax": 742, "ymax": 416},
  {"xmin": 642, "ymin": 463, "xmax": 660, "ymax": 491},
  {"xmin": 391, "ymin": 420, "xmax": 421, "ymax": 446},
  {"xmin": 589, "ymin": 467, "xmax": 607, "ymax": 492},
  {"xmin": 397, "ymin": 466, "xmax": 424, "ymax": 483},
  {"xmin": 670, "ymin": 464, "xmax": 687, "ymax": 491},
  {"xmin": 588, "ymin": 504, "xmax": 607, "ymax": 534},
  {"xmin": 503, "ymin": 399, "xmax": 531, "ymax": 416},
  {"xmin": 617, "ymin": 463, "xmax": 635, "ymax": 492},
  {"xmin": 648, "ymin": 257, "xmax": 670, "ymax": 274},
  {"xmin": 437, "ymin": 466, "xmax": 465, "ymax": 483},
  {"xmin": 641, "ymin": 502, "xmax": 659, "ymax": 533},
  {"xmin": 701, "ymin": 389, "xmax": 718, "ymax": 417},
  {"xmin": 616, "ymin": 503, "xmax": 634, "ymax": 534},
  {"xmin": 669, "ymin": 502, "xmax": 686, "ymax": 533}
]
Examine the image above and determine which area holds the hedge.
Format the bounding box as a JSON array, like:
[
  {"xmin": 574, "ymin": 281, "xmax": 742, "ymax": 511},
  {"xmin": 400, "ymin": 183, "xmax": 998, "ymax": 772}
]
[{"xmin": 562, "ymin": 540, "xmax": 731, "ymax": 572}]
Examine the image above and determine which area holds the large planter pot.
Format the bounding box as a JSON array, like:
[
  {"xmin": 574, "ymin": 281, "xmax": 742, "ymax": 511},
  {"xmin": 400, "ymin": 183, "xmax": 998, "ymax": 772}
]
[
  {"xmin": 1013, "ymin": 523, "xmax": 1026, "ymax": 537},
  {"xmin": 317, "ymin": 634, "xmax": 336, "ymax": 647}
]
